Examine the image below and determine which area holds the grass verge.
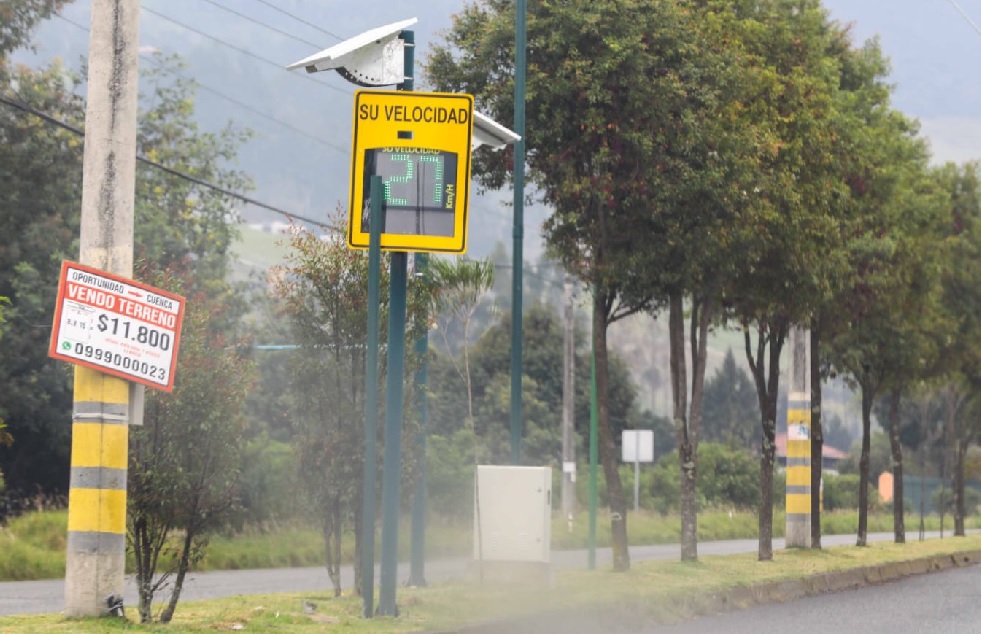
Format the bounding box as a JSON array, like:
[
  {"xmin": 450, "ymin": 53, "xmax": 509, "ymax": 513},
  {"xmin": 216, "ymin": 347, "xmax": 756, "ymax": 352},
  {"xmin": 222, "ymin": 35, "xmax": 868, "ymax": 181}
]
[
  {"xmin": 3, "ymin": 509, "xmax": 977, "ymax": 581},
  {"xmin": 2, "ymin": 534, "xmax": 980, "ymax": 633}
]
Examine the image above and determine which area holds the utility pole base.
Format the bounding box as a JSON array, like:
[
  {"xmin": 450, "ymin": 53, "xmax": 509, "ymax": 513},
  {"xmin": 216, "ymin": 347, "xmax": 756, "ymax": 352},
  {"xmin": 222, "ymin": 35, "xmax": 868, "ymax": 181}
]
[{"xmin": 65, "ymin": 550, "xmax": 125, "ymax": 617}]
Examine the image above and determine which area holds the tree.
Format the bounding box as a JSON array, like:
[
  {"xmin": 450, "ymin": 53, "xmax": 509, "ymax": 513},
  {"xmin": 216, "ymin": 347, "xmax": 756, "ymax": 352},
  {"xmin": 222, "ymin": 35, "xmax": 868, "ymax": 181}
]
[
  {"xmin": 0, "ymin": 46, "xmax": 252, "ymax": 498},
  {"xmin": 933, "ymin": 161, "xmax": 981, "ymax": 536},
  {"xmin": 274, "ymin": 217, "xmax": 429, "ymax": 596},
  {"xmin": 724, "ymin": 0, "xmax": 851, "ymax": 561},
  {"xmin": 0, "ymin": 0, "xmax": 66, "ymax": 59},
  {"xmin": 428, "ymin": 257, "xmax": 495, "ymax": 426},
  {"xmin": 0, "ymin": 295, "xmax": 8, "ymax": 341},
  {"xmin": 827, "ymin": 110, "xmax": 947, "ymax": 547},
  {"xmin": 135, "ymin": 54, "xmax": 253, "ymax": 299},
  {"xmin": 128, "ymin": 263, "xmax": 255, "ymax": 623},
  {"xmin": 701, "ymin": 349, "xmax": 759, "ymax": 448},
  {"xmin": 428, "ymin": 0, "xmax": 734, "ymax": 571},
  {"xmin": 0, "ymin": 61, "xmax": 85, "ymax": 495},
  {"xmin": 274, "ymin": 223, "xmax": 378, "ymax": 598}
]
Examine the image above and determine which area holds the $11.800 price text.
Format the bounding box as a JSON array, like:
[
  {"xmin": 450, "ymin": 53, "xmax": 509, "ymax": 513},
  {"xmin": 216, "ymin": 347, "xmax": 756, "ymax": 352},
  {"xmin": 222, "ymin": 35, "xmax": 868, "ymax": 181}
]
[{"xmin": 98, "ymin": 314, "xmax": 173, "ymax": 351}]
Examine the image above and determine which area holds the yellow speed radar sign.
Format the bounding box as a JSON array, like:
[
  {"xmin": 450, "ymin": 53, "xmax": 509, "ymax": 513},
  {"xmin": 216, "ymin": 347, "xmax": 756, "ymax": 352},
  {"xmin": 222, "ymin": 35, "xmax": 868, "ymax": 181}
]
[{"xmin": 349, "ymin": 90, "xmax": 474, "ymax": 253}]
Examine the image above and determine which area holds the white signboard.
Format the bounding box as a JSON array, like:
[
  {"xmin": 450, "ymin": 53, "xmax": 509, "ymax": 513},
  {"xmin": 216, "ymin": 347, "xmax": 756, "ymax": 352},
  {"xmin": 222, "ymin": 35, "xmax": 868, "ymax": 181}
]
[
  {"xmin": 48, "ymin": 261, "xmax": 185, "ymax": 392},
  {"xmin": 621, "ymin": 429, "xmax": 654, "ymax": 463}
]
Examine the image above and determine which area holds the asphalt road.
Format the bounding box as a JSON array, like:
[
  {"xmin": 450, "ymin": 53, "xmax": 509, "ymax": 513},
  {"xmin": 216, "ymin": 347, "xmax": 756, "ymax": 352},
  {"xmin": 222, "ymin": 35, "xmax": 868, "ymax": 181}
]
[
  {"xmin": 648, "ymin": 562, "xmax": 981, "ymax": 634},
  {"xmin": 0, "ymin": 531, "xmax": 960, "ymax": 617}
]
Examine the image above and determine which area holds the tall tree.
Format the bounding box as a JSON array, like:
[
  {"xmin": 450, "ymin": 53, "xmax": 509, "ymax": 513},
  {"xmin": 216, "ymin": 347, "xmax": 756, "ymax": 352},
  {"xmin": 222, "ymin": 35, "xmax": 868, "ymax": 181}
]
[
  {"xmin": 0, "ymin": 46, "xmax": 252, "ymax": 496},
  {"xmin": 428, "ymin": 257, "xmax": 495, "ymax": 426},
  {"xmin": 724, "ymin": 0, "xmax": 850, "ymax": 561},
  {"xmin": 274, "ymin": 223, "xmax": 379, "ymax": 597},
  {"xmin": 0, "ymin": 62, "xmax": 84, "ymax": 494},
  {"xmin": 701, "ymin": 348, "xmax": 759, "ymax": 448},
  {"xmin": 826, "ymin": 121, "xmax": 945, "ymax": 546},
  {"xmin": 428, "ymin": 0, "xmax": 742, "ymax": 570},
  {"xmin": 933, "ymin": 161, "xmax": 981, "ymax": 536},
  {"xmin": 274, "ymin": 218, "xmax": 430, "ymax": 596}
]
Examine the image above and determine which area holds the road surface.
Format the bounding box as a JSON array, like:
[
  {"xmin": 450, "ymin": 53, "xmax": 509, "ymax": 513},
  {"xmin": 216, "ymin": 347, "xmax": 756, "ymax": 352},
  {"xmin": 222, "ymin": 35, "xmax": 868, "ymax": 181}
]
[
  {"xmin": 0, "ymin": 531, "xmax": 962, "ymax": 617},
  {"xmin": 648, "ymin": 563, "xmax": 981, "ymax": 634}
]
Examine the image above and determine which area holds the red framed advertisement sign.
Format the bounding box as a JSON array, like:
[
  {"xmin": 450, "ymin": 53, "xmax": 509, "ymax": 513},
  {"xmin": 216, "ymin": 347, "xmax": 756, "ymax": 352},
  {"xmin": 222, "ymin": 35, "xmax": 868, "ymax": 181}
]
[{"xmin": 48, "ymin": 261, "xmax": 185, "ymax": 392}]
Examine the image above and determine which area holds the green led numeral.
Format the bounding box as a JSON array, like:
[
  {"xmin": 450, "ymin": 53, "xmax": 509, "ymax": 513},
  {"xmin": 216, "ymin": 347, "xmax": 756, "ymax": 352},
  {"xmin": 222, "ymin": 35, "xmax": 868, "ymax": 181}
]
[
  {"xmin": 418, "ymin": 154, "xmax": 444, "ymax": 205},
  {"xmin": 383, "ymin": 153, "xmax": 414, "ymax": 206}
]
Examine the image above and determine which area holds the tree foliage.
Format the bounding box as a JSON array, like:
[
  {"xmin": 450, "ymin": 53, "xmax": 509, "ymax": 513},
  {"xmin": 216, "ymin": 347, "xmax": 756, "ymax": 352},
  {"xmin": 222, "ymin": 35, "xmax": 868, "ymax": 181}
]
[
  {"xmin": 428, "ymin": 0, "xmax": 727, "ymax": 571},
  {"xmin": 128, "ymin": 263, "xmax": 255, "ymax": 624},
  {"xmin": 701, "ymin": 349, "xmax": 759, "ymax": 448},
  {"xmin": 428, "ymin": 257, "xmax": 495, "ymax": 425},
  {"xmin": 0, "ymin": 61, "xmax": 85, "ymax": 494},
  {"xmin": 273, "ymin": 215, "xmax": 430, "ymax": 596},
  {"xmin": 0, "ymin": 43, "xmax": 252, "ymax": 497}
]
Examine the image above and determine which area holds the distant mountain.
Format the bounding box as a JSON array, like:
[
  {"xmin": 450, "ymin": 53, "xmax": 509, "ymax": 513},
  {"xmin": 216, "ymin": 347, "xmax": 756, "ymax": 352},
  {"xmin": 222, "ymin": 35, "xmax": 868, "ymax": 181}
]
[{"xmin": 822, "ymin": 0, "xmax": 981, "ymax": 165}]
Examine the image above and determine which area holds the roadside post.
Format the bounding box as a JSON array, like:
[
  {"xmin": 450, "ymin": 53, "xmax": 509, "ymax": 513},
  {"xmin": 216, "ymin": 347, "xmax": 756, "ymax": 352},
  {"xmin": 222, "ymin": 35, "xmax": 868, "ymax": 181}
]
[
  {"xmin": 287, "ymin": 21, "xmax": 517, "ymax": 616},
  {"xmin": 60, "ymin": 0, "xmax": 141, "ymax": 617}
]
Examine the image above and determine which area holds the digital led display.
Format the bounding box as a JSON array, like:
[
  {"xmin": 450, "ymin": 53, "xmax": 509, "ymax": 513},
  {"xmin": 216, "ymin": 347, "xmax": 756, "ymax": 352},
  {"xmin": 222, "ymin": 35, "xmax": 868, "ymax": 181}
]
[{"xmin": 361, "ymin": 148, "xmax": 458, "ymax": 237}]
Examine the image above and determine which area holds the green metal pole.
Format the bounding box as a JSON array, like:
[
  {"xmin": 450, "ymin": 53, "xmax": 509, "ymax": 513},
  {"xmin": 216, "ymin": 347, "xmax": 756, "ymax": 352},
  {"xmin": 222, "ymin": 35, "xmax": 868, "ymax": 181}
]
[
  {"xmin": 588, "ymin": 319, "xmax": 598, "ymax": 570},
  {"xmin": 510, "ymin": 0, "xmax": 527, "ymax": 465},
  {"xmin": 408, "ymin": 253, "xmax": 429, "ymax": 587},
  {"xmin": 377, "ymin": 252, "xmax": 407, "ymax": 616},
  {"xmin": 360, "ymin": 176, "xmax": 384, "ymax": 617},
  {"xmin": 377, "ymin": 29, "xmax": 414, "ymax": 618}
]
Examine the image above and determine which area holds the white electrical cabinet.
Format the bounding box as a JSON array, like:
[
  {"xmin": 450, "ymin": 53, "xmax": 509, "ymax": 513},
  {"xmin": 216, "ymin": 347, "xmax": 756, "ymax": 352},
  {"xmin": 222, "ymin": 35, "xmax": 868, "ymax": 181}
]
[{"xmin": 473, "ymin": 465, "xmax": 552, "ymax": 563}]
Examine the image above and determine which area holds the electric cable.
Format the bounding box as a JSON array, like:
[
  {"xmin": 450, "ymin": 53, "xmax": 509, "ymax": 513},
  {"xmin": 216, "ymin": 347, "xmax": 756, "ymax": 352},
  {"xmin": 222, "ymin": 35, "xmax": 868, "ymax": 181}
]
[
  {"xmin": 140, "ymin": 5, "xmax": 351, "ymax": 96},
  {"xmin": 0, "ymin": 92, "xmax": 331, "ymax": 229},
  {"xmin": 250, "ymin": 0, "xmax": 342, "ymax": 42}
]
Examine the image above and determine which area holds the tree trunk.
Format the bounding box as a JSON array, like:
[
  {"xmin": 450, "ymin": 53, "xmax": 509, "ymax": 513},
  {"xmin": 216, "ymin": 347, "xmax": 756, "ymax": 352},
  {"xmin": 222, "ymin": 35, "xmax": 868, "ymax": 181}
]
[
  {"xmin": 133, "ymin": 516, "xmax": 153, "ymax": 623},
  {"xmin": 744, "ymin": 322, "xmax": 785, "ymax": 562},
  {"xmin": 160, "ymin": 527, "xmax": 195, "ymax": 623},
  {"xmin": 326, "ymin": 504, "xmax": 342, "ymax": 597},
  {"xmin": 593, "ymin": 293, "xmax": 630, "ymax": 571},
  {"xmin": 887, "ymin": 389, "xmax": 905, "ymax": 544},
  {"xmin": 354, "ymin": 485, "xmax": 363, "ymax": 597},
  {"xmin": 954, "ymin": 439, "xmax": 967, "ymax": 537},
  {"xmin": 809, "ymin": 323, "xmax": 822, "ymax": 549},
  {"xmin": 857, "ymin": 382, "xmax": 874, "ymax": 547},
  {"xmin": 669, "ymin": 293, "xmax": 695, "ymax": 561}
]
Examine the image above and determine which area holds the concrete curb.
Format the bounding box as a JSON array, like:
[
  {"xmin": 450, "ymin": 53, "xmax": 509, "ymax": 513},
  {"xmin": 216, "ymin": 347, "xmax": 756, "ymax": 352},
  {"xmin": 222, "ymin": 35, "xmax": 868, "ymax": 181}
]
[{"xmin": 438, "ymin": 548, "xmax": 981, "ymax": 634}]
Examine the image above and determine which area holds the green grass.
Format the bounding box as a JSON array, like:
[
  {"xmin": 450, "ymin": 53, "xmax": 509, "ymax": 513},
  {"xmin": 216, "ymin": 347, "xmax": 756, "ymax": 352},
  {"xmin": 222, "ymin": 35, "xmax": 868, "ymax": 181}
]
[
  {"xmin": 2, "ymin": 534, "xmax": 981, "ymax": 632},
  {"xmin": 0, "ymin": 512, "xmax": 68, "ymax": 580},
  {"xmin": 2, "ymin": 508, "xmax": 976, "ymax": 582},
  {"xmin": 229, "ymin": 224, "xmax": 294, "ymax": 279}
]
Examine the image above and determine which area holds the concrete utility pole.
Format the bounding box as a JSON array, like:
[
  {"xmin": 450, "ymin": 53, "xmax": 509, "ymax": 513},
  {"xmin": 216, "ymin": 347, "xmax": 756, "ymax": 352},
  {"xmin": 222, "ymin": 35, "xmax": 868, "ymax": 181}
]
[
  {"xmin": 65, "ymin": 0, "xmax": 140, "ymax": 617},
  {"xmin": 561, "ymin": 274, "xmax": 576, "ymax": 525},
  {"xmin": 785, "ymin": 325, "xmax": 812, "ymax": 548}
]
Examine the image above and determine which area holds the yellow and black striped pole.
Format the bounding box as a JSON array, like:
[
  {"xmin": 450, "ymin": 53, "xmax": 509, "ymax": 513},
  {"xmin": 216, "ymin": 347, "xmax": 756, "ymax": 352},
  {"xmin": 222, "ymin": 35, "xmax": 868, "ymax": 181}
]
[
  {"xmin": 785, "ymin": 327, "xmax": 811, "ymax": 548},
  {"xmin": 785, "ymin": 391, "xmax": 812, "ymax": 546},
  {"xmin": 65, "ymin": 371, "xmax": 129, "ymax": 613},
  {"xmin": 65, "ymin": 0, "xmax": 140, "ymax": 617}
]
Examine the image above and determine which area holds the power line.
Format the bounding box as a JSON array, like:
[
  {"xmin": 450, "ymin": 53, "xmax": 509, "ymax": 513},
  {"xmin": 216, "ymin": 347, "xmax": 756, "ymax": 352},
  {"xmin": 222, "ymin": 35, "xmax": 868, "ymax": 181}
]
[
  {"xmin": 200, "ymin": 0, "xmax": 323, "ymax": 50},
  {"xmin": 53, "ymin": 13, "xmax": 347, "ymax": 155},
  {"xmin": 52, "ymin": 11, "xmax": 88, "ymax": 33},
  {"xmin": 189, "ymin": 79, "xmax": 347, "ymax": 154},
  {"xmin": 140, "ymin": 5, "xmax": 351, "ymax": 97},
  {"xmin": 0, "ymin": 92, "xmax": 331, "ymax": 229},
  {"xmin": 250, "ymin": 0, "xmax": 342, "ymax": 42},
  {"xmin": 947, "ymin": 0, "xmax": 981, "ymax": 37}
]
